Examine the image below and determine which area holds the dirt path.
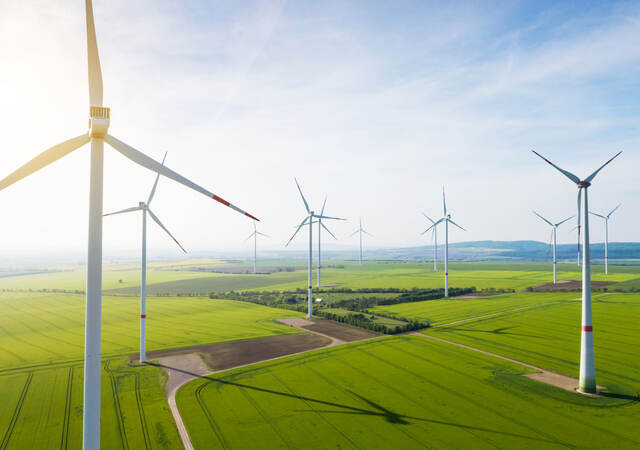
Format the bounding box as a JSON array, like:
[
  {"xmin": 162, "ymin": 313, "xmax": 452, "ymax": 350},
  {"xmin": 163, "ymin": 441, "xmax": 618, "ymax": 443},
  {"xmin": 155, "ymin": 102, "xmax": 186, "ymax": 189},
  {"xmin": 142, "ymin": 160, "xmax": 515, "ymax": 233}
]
[
  {"xmin": 414, "ymin": 333, "xmax": 601, "ymax": 393},
  {"xmin": 159, "ymin": 319, "xmax": 380, "ymax": 449}
]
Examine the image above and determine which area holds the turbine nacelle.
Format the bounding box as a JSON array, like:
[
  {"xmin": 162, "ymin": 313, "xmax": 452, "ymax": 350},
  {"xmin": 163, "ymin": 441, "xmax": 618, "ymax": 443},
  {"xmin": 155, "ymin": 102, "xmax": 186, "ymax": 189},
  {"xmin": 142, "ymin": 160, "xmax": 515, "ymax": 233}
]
[
  {"xmin": 579, "ymin": 181, "xmax": 591, "ymax": 188},
  {"xmin": 89, "ymin": 106, "xmax": 110, "ymax": 138},
  {"xmin": 139, "ymin": 201, "xmax": 146, "ymax": 209}
]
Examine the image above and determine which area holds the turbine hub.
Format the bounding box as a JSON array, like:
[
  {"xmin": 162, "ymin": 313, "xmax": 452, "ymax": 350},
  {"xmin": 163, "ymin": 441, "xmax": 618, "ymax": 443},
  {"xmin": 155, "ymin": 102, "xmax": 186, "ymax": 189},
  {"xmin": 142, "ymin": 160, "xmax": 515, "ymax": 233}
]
[
  {"xmin": 89, "ymin": 106, "xmax": 110, "ymax": 138},
  {"xmin": 579, "ymin": 181, "xmax": 591, "ymax": 187},
  {"xmin": 139, "ymin": 201, "xmax": 145, "ymax": 208}
]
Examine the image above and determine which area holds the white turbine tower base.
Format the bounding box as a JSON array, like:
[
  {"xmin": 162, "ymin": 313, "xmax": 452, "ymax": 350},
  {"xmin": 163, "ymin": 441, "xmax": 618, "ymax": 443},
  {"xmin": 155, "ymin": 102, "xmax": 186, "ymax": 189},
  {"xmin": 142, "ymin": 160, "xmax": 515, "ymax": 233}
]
[
  {"xmin": 286, "ymin": 179, "xmax": 344, "ymax": 318},
  {"xmin": 422, "ymin": 188, "xmax": 465, "ymax": 297},
  {"xmin": 0, "ymin": 2, "xmax": 259, "ymax": 448},
  {"xmin": 533, "ymin": 149, "xmax": 621, "ymax": 394},
  {"xmin": 533, "ymin": 211, "xmax": 573, "ymax": 284},
  {"xmin": 590, "ymin": 204, "xmax": 621, "ymax": 275}
]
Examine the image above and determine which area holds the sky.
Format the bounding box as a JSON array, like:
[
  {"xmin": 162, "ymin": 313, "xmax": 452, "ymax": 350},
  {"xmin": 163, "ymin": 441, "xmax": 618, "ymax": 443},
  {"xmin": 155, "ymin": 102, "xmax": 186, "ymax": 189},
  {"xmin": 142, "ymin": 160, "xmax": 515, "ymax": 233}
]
[{"xmin": 0, "ymin": 0, "xmax": 638, "ymax": 261}]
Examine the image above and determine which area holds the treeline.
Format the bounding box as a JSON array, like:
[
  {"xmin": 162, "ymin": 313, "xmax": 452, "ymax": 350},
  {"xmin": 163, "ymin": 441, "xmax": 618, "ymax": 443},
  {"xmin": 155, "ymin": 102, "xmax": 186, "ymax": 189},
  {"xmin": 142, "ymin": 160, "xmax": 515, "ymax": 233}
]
[{"xmin": 316, "ymin": 310, "xmax": 429, "ymax": 334}]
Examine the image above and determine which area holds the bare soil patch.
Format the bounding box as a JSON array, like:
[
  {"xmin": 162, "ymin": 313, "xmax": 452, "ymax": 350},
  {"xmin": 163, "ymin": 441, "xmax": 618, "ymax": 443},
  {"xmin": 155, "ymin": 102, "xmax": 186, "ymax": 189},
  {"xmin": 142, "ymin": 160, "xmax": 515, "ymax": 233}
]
[
  {"xmin": 531, "ymin": 280, "xmax": 616, "ymax": 292},
  {"xmin": 303, "ymin": 318, "xmax": 380, "ymax": 341},
  {"xmin": 143, "ymin": 333, "xmax": 330, "ymax": 372}
]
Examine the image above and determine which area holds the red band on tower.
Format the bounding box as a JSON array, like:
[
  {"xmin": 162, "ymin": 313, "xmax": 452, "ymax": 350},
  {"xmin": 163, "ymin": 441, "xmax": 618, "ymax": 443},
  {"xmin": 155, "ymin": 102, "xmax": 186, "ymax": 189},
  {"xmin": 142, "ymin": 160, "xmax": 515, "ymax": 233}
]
[
  {"xmin": 141, "ymin": 314, "xmax": 146, "ymax": 319},
  {"xmin": 582, "ymin": 325, "xmax": 592, "ymax": 332}
]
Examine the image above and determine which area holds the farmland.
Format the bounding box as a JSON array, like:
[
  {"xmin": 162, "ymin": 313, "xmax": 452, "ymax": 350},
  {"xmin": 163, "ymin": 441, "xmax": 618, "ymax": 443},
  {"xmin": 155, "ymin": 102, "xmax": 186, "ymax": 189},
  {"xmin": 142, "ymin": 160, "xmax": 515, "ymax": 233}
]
[{"xmin": 177, "ymin": 335, "xmax": 640, "ymax": 449}]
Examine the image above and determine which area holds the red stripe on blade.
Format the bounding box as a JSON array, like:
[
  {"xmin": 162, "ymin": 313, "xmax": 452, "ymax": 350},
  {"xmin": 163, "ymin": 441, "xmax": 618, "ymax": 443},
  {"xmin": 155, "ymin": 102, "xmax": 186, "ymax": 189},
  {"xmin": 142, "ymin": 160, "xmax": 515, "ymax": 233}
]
[
  {"xmin": 212, "ymin": 194, "xmax": 230, "ymax": 206},
  {"xmin": 245, "ymin": 212, "xmax": 260, "ymax": 221},
  {"xmin": 582, "ymin": 325, "xmax": 592, "ymax": 332}
]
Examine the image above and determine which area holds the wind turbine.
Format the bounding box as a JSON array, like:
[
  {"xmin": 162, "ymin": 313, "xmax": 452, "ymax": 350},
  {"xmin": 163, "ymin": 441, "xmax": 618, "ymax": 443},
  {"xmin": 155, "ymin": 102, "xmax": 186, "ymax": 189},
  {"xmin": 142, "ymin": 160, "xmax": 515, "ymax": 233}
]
[
  {"xmin": 349, "ymin": 218, "xmax": 371, "ymax": 265},
  {"xmin": 533, "ymin": 150, "xmax": 621, "ymax": 394},
  {"xmin": 286, "ymin": 179, "xmax": 344, "ymax": 318},
  {"xmin": 422, "ymin": 187, "xmax": 466, "ymax": 297},
  {"xmin": 590, "ymin": 204, "xmax": 621, "ymax": 275},
  {"xmin": 0, "ymin": 2, "xmax": 258, "ymax": 448},
  {"xmin": 245, "ymin": 222, "xmax": 270, "ymax": 274},
  {"xmin": 533, "ymin": 211, "xmax": 573, "ymax": 284},
  {"xmin": 104, "ymin": 153, "xmax": 186, "ymax": 364},
  {"xmin": 422, "ymin": 213, "xmax": 439, "ymax": 271},
  {"xmin": 316, "ymin": 197, "xmax": 338, "ymax": 287}
]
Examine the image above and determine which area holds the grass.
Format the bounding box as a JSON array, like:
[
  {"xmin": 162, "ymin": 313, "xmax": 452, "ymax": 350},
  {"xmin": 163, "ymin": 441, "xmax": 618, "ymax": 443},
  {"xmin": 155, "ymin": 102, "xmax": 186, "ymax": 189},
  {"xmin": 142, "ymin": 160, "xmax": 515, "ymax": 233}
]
[
  {"xmin": 177, "ymin": 335, "xmax": 640, "ymax": 449},
  {"xmin": 0, "ymin": 291, "xmax": 303, "ymax": 370},
  {"xmin": 372, "ymin": 291, "xmax": 579, "ymax": 325},
  {"xmin": 424, "ymin": 292, "xmax": 640, "ymax": 396},
  {"xmin": 0, "ymin": 359, "xmax": 182, "ymax": 449}
]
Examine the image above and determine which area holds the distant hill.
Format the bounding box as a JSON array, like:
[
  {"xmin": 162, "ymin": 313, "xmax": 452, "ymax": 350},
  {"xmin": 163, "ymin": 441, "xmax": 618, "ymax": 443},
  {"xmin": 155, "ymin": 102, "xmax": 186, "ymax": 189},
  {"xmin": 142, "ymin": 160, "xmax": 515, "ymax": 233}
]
[{"xmin": 364, "ymin": 241, "xmax": 640, "ymax": 262}]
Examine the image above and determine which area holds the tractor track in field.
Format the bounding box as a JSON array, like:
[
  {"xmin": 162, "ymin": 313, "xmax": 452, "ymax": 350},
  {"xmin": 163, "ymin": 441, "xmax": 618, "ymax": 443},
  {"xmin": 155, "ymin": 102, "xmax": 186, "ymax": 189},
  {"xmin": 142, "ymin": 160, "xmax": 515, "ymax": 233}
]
[
  {"xmin": 60, "ymin": 367, "xmax": 73, "ymax": 450},
  {"xmin": 105, "ymin": 361, "xmax": 129, "ymax": 450},
  {"xmin": 134, "ymin": 373, "xmax": 152, "ymax": 450},
  {"xmin": 194, "ymin": 383, "xmax": 229, "ymax": 450},
  {"xmin": 0, "ymin": 372, "xmax": 33, "ymax": 450}
]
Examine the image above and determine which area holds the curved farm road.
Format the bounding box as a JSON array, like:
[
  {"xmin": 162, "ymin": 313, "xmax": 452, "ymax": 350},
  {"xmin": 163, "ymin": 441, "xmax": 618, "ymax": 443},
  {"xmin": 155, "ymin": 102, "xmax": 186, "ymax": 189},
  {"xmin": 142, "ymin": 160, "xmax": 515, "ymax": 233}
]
[{"xmin": 159, "ymin": 318, "xmax": 375, "ymax": 449}]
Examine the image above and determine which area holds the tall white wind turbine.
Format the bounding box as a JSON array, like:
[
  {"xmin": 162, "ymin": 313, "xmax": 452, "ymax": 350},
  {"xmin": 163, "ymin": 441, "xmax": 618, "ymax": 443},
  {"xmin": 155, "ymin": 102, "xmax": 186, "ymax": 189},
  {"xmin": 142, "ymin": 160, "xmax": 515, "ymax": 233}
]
[
  {"xmin": 422, "ymin": 213, "xmax": 439, "ymax": 271},
  {"xmin": 349, "ymin": 218, "xmax": 371, "ymax": 265},
  {"xmin": 245, "ymin": 222, "xmax": 270, "ymax": 274},
  {"xmin": 104, "ymin": 153, "xmax": 187, "ymax": 364},
  {"xmin": 533, "ymin": 150, "xmax": 621, "ymax": 394},
  {"xmin": 286, "ymin": 179, "xmax": 344, "ymax": 318},
  {"xmin": 316, "ymin": 197, "xmax": 338, "ymax": 287},
  {"xmin": 533, "ymin": 211, "xmax": 573, "ymax": 284},
  {"xmin": 589, "ymin": 204, "xmax": 621, "ymax": 275},
  {"xmin": 0, "ymin": 2, "xmax": 258, "ymax": 448},
  {"xmin": 422, "ymin": 188, "xmax": 466, "ymax": 297}
]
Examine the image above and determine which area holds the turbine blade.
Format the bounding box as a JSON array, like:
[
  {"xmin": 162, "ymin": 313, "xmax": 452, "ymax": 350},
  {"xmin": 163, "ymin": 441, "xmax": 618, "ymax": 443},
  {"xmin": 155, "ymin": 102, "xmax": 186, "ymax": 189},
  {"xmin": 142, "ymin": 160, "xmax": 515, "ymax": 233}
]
[
  {"xmin": 442, "ymin": 186, "xmax": 447, "ymax": 215},
  {"xmin": 315, "ymin": 215, "xmax": 345, "ymax": 221},
  {"xmin": 256, "ymin": 231, "xmax": 270, "ymax": 238},
  {"xmin": 588, "ymin": 212, "xmax": 607, "ymax": 219},
  {"xmin": 555, "ymin": 215, "xmax": 574, "ymax": 227},
  {"xmin": 320, "ymin": 221, "xmax": 337, "ymax": 240},
  {"xmin": 285, "ymin": 216, "xmax": 309, "ymax": 247},
  {"xmin": 349, "ymin": 229, "xmax": 359, "ymax": 237},
  {"xmin": 105, "ymin": 135, "xmax": 259, "ymax": 221},
  {"xmin": 607, "ymin": 203, "xmax": 622, "ymax": 218},
  {"xmin": 103, "ymin": 205, "xmax": 141, "ymax": 217},
  {"xmin": 531, "ymin": 150, "xmax": 581, "ymax": 185},
  {"xmin": 294, "ymin": 178, "xmax": 310, "ymax": 214},
  {"xmin": 147, "ymin": 152, "xmax": 167, "ymax": 205},
  {"xmin": 85, "ymin": 0, "xmax": 103, "ymax": 107},
  {"xmin": 421, "ymin": 218, "xmax": 445, "ymax": 235},
  {"xmin": 147, "ymin": 208, "xmax": 187, "ymax": 253},
  {"xmin": 422, "ymin": 213, "xmax": 435, "ymax": 224},
  {"xmin": 320, "ymin": 196, "xmax": 327, "ymax": 217},
  {"xmin": 584, "ymin": 151, "xmax": 622, "ymax": 183},
  {"xmin": 448, "ymin": 219, "xmax": 466, "ymax": 231},
  {"xmin": 532, "ymin": 211, "xmax": 553, "ymax": 227},
  {"xmin": 244, "ymin": 232, "xmax": 256, "ymax": 242},
  {"xmin": 362, "ymin": 230, "xmax": 373, "ymax": 237},
  {"xmin": 0, "ymin": 134, "xmax": 90, "ymax": 192}
]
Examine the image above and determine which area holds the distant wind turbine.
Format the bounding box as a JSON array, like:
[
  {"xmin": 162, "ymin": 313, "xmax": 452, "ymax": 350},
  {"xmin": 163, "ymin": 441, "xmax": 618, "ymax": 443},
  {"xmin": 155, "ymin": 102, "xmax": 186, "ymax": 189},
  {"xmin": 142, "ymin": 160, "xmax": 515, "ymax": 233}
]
[
  {"xmin": 533, "ymin": 211, "xmax": 573, "ymax": 284},
  {"xmin": 316, "ymin": 197, "xmax": 338, "ymax": 286},
  {"xmin": 533, "ymin": 149, "xmax": 621, "ymax": 394},
  {"xmin": 349, "ymin": 218, "xmax": 372, "ymax": 265},
  {"xmin": 589, "ymin": 204, "xmax": 621, "ymax": 275},
  {"xmin": 0, "ymin": 1, "xmax": 258, "ymax": 447},
  {"xmin": 422, "ymin": 188, "xmax": 466, "ymax": 297},
  {"xmin": 286, "ymin": 179, "xmax": 344, "ymax": 318},
  {"xmin": 422, "ymin": 213, "xmax": 439, "ymax": 271},
  {"xmin": 245, "ymin": 222, "xmax": 270, "ymax": 274},
  {"xmin": 104, "ymin": 153, "xmax": 186, "ymax": 364}
]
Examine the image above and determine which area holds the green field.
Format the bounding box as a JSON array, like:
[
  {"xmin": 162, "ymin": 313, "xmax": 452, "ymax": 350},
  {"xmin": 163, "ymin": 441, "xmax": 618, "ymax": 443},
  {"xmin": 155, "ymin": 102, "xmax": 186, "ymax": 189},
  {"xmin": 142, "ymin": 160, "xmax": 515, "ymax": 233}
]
[
  {"xmin": 425, "ymin": 293, "xmax": 640, "ymax": 396},
  {"xmin": 177, "ymin": 335, "xmax": 640, "ymax": 449},
  {"xmin": 372, "ymin": 292, "xmax": 581, "ymax": 325}
]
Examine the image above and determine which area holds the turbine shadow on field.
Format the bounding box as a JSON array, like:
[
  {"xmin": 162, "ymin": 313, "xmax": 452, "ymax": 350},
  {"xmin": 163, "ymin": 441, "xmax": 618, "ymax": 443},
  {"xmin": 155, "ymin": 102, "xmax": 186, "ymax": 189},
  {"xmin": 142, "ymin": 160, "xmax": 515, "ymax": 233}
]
[
  {"xmin": 435, "ymin": 326, "xmax": 545, "ymax": 339},
  {"xmin": 152, "ymin": 363, "xmax": 572, "ymax": 446}
]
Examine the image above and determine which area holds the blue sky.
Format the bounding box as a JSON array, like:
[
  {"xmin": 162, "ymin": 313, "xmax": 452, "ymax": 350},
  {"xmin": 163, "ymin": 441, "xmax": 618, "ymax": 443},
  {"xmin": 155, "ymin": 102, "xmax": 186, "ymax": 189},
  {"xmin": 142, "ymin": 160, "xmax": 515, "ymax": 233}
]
[{"xmin": 0, "ymin": 0, "xmax": 638, "ymax": 259}]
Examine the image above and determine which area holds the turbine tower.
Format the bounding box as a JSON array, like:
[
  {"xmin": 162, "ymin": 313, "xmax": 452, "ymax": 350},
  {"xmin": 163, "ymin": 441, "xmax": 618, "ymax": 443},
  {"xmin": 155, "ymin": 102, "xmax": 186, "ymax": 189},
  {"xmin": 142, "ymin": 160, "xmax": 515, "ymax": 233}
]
[
  {"xmin": 422, "ymin": 213, "xmax": 439, "ymax": 271},
  {"xmin": 316, "ymin": 197, "xmax": 338, "ymax": 287},
  {"xmin": 533, "ymin": 211, "xmax": 573, "ymax": 284},
  {"xmin": 245, "ymin": 222, "xmax": 270, "ymax": 274},
  {"xmin": 589, "ymin": 204, "xmax": 621, "ymax": 275},
  {"xmin": 349, "ymin": 218, "xmax": 371, "ymax": 265},
  {"xmin": 104, "ymin": 153, "xmax": 187, "ymax": 364},
  {"xmin": 286, "ymin": 179, "xmax": 344, "ymax": 318},
  {"xmin": 533, "ymin": 150, "xmax": 621, "ymax": 394},
  {"xmin": 422, "ymin": 187, "xmax": 466, "ymax": 297},
  {"xmin": 0, "ymin": 2, "xmax": 258, "ymax": 448}
]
